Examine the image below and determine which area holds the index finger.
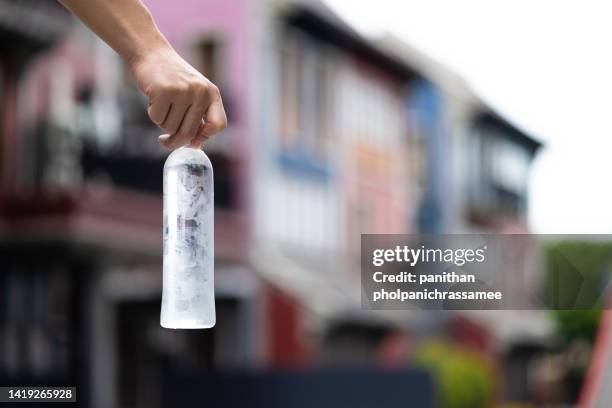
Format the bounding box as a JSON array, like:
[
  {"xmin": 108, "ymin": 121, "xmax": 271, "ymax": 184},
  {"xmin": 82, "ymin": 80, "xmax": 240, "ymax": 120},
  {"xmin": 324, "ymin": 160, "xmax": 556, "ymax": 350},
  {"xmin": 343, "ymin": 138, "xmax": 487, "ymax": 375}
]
[{"xmin": 189, "ymin": 98, "xmax": 227, "ymax": 148}]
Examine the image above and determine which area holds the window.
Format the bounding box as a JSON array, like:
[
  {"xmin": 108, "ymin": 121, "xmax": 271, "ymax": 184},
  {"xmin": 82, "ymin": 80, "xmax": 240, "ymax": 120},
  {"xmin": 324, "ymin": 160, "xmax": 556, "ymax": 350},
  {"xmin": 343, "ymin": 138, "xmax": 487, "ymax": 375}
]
[
  {"xmin": 491, "ymin": 138, "xmax": 530, "ymax": 195},
  {"xmin": 277, "ymin": 28, "xmax": 333, "ymax": 174},
  {"xmin": 467, "ymin": 126, "xmax": 532, "ymax": 221},
  {"xmin": 278, "ymin": 33, "xmax": 302, "ymax": 149},
  {"xmin": 314, "ymin": 53, "xmax": 331, "ymax": 158}
]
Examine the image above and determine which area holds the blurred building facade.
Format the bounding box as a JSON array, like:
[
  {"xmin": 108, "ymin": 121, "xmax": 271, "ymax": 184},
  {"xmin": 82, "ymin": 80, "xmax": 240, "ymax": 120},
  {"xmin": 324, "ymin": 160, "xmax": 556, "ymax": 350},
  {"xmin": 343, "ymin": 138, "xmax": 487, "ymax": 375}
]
[
  {"xmin": 0, "ymin": 0, "xmax": 77, "ymax": 395},
  {"xmin": 250, "ymin": 0, "xmax": 418, "ymax": 367},
  {"xmin": 381, "ymin": 36, "xmax": 542, "ymax": 235},
  {"xmin": 383, "ymin": 35, "xmax": 548, "ymax": 402},
  {"xmin": 0, "ymin": 0, "xmax": 544, "ymax": 407}
]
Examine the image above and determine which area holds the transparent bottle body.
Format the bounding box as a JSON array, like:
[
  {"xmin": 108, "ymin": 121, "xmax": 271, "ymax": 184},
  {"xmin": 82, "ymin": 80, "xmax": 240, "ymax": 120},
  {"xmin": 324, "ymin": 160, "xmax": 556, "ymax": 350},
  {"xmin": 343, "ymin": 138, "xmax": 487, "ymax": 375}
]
[{"xmin": 161, "ymin": 147, "xmax": 215, "ymax": 329}]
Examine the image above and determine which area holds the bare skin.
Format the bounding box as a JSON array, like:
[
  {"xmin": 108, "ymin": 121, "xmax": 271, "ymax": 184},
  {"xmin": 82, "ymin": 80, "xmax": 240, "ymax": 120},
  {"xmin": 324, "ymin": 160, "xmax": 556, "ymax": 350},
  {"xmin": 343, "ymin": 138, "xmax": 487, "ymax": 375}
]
[{"xmin": 59, "ymin": 0, "xmax": 227, "ymax": 149}]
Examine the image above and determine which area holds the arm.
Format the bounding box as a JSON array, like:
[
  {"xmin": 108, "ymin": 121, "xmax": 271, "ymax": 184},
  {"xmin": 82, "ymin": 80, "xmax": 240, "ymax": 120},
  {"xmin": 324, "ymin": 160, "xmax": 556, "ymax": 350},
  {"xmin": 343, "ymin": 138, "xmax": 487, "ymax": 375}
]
[{"xmin": 59, "ymin": 0, "xmax": 227, "ymax": 149}]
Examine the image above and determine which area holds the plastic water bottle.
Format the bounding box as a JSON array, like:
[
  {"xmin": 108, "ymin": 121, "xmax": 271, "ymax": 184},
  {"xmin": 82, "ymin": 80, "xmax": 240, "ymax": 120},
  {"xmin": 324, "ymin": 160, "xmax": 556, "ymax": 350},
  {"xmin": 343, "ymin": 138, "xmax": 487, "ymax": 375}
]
[{"xmin": 161, "ymin": 146, "xmax": 215, "ymax": 329}]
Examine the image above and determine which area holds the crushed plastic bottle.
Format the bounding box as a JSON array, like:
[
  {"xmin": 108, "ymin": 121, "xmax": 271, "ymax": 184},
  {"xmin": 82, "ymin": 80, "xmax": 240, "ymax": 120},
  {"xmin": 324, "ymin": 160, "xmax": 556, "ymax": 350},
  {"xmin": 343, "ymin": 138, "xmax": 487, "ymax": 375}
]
[{"xmin": 161, "ymin": 146, "xmax": 215, "ymax": 329}]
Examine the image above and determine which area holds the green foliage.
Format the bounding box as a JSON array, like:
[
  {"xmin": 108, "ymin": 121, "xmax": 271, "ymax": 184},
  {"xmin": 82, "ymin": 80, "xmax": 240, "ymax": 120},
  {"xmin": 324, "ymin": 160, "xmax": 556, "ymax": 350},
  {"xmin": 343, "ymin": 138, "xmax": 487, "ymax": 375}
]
[
  {"xmin": 543, "ymin": 240, "xmax": 612, "ymax": 309},
  {"xmin": 543, "ymin": 240, "xmax": 608, "ymax": 343},
  {"xmin": 553, "ymin": 310, "xmax": 601, "ymax": 343},
  {"xmin": 414, "ymin": 340, "xmax": 496, "ymax": 408},
  {"xmin": 542, "ymin": 241, "xmax": 605, "ymax": 398}
]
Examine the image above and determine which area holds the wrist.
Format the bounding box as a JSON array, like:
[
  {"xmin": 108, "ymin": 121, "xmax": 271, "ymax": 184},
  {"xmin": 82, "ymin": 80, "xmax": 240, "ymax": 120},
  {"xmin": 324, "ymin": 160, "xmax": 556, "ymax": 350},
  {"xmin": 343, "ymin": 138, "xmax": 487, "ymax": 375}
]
[{"xmin": 125, "ymin": 35, "xmax": 172, "ymax": 69}]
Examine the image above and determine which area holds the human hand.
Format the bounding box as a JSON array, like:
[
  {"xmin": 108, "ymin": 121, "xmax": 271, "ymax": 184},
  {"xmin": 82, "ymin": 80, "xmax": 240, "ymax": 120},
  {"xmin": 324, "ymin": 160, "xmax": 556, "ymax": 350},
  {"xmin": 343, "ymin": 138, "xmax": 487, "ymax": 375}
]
[{"xmin": 129, "ymin": 46, "xmax": 227, "ymax": 149}]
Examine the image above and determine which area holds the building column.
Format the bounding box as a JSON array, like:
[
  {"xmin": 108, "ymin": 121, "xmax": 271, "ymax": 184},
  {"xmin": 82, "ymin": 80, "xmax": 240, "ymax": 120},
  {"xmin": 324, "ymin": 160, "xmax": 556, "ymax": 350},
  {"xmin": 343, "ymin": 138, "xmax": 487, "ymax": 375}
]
[{"xmin": 1, "ymin": 60, "xmax": 19, "ymax": 193}]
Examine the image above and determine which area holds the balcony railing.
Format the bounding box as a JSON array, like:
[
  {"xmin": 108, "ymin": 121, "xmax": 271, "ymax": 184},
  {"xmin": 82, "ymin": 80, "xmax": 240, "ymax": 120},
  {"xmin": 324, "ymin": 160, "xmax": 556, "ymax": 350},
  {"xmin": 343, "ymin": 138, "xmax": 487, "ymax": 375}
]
[{"xmin": 0, "ymin": 0, "xmax": 71, "ymax": 57}]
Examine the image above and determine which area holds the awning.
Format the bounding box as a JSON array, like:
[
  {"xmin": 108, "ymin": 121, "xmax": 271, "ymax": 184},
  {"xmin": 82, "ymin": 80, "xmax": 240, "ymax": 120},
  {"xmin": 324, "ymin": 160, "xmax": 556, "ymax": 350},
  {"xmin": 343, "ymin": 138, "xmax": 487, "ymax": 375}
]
[{"xmin": 251, "ymin": 241, "xmax": 425, "ymax": 331}]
